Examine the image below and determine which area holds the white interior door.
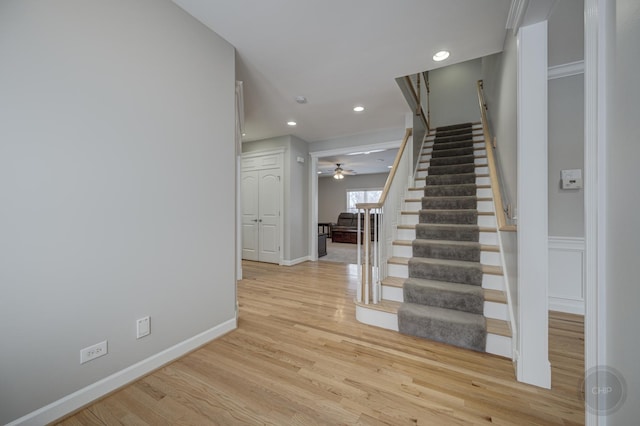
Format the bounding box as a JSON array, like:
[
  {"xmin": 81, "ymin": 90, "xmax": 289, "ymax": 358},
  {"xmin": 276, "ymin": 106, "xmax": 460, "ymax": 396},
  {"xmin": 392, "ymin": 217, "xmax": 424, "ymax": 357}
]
[
  {"xmin": 258, "ymin": 170, "xmax": 280, "ymax": 263},
  {"xmin": 241, "ymin": 171, "xmax": 259, "ymax": 261}
]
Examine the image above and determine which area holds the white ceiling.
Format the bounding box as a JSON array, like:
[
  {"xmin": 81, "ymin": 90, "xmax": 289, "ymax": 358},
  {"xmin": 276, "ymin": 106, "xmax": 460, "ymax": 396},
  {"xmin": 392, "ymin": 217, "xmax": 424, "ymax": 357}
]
[
  {"xmin": 173, "ymin": 0, "xmax": 512, "ymax": 143},
  {"xmin": 317, "ymin": 148, "xmax": 399, "ymax": 177}
]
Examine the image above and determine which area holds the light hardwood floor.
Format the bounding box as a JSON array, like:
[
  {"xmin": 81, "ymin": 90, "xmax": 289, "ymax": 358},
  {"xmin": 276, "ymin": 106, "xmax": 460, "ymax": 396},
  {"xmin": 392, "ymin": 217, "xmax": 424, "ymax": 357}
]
[{"xmin": 58, "ymin": 260, "xmax": 584, "ymax": 425}]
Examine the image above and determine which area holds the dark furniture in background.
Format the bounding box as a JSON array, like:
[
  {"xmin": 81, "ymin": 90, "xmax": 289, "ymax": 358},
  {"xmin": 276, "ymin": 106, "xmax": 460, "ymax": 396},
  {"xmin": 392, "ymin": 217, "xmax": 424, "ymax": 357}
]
[
  {"xmin": 318, "ymin": 232, "xmax": 327, "ymax": 257},
  {"xmin": 330, "ymin": 212, "xmax": 379, "ymax": 244}
]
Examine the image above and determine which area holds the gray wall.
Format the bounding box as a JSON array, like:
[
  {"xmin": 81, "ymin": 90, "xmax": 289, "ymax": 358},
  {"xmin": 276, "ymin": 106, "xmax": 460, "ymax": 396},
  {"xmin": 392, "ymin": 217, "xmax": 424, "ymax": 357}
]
[
  {"xmin": 429, "ymin": 58, "xmax": 482, "ymax": 128},
  {"xmin": 318, "ymin": 173, "xmax": 388, "ymax": 223},
  {"xmin": 481, "ymin": 32, "xmax": 519, "ymax": 338},
  {"xmin": 0, "ymin": 1, "xmax": 236, "ymax": 424},
  {"xmin": 289, "ymin": 136, "xmax": 310, "ymax": 260},
  {"xmin": 548, "ymin": 75, "xmax": 584, "ymax": 237},
  {"xmin": 242, "ymin": 135, "xmax": 311, "ymax": 262},
  {"xmin": 547, "ymin": 0, "xmax": 585, "ymax": 238},
  {"xmin": 606, "ymin": 0, "xmax": 640, "ymax": 422},
  {"xmin": 548, "ymin": 0, "xmax": 585, "ymax": 67},
  {"xmin": 481, "ymin": 32, "xmax": 518, "ymax": 218}
]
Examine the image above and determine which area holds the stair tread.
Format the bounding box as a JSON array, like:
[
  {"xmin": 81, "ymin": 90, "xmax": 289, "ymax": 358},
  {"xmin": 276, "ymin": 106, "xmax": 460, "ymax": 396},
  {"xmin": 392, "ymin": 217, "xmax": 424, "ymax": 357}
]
[
  {"xmin": 381, "ymin": 276, "xmax": 405, "ymax": 287},
  {"xmin": 395, "ymin": 239, "xmax": 498, "ymax": 252},
  {"xmin": 389, "ymin": 256, "xmax": 503, "ymax": 275},
  {"xmin": 419, "ymin": 154, "xmax": 488, "ymax": 164},
  {"xmin": 405, "ymin": 197, "xmax": 493, "ymax": 203},
  {"xmin": 487, "ymin": 318, "xmax": 511, "ymax": 337},
  {"xmin": 382, "ymin": 276, "xmax": 507, "ymax": 305},
  {"xmin": 399, "ymin": 224, "xmax": 498, "ymax": 233},
  {"xmin": 422, "ymin": 146, "xmax": 485, "ymax": 154},
  {"xmin": 484, "ymin": 289, "xmax": 507, "ymax": 304},
  {"xmin": 355, "ymin": 299, "xmax": 400, "ymax": 314}
]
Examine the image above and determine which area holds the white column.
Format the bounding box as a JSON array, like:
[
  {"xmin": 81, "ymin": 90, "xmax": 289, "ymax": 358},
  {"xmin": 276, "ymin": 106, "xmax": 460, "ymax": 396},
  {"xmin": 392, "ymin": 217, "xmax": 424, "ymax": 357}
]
[{"xmin": 516, "ymin": 20, "xmax": 551, "ymax": 388}]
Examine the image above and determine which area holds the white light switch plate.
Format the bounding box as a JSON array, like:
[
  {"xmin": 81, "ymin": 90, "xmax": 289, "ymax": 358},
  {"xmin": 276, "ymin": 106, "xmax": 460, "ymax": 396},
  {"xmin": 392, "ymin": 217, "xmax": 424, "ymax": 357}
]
[{"xmin": 136, "ymin": 316, "xmax": 150, "ymax": 339}]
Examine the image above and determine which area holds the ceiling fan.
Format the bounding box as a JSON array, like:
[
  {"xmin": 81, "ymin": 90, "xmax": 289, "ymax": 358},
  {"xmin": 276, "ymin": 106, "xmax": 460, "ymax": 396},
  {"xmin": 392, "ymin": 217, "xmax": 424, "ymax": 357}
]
[{"xmin": 333, "ymin": 163, "xmax": 356, "ymax": 180}]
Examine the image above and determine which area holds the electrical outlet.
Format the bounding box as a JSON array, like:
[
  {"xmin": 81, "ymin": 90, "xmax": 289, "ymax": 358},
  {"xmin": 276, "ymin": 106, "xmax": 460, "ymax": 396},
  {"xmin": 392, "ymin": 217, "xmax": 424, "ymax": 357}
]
[
  {"xmin": 136, "ymin": 316, "xmax": 150, "ymax": 339},
  {"xmin": 80, "ymin": 340, "xmax": 108, "ymax": 364}
]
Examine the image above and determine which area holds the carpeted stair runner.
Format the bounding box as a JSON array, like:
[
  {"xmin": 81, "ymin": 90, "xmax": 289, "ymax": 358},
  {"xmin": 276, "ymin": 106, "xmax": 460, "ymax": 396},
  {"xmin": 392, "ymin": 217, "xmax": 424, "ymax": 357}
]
[{"xmin": 398, "ymin": 122, "xmax": 487, "ymax": 352}]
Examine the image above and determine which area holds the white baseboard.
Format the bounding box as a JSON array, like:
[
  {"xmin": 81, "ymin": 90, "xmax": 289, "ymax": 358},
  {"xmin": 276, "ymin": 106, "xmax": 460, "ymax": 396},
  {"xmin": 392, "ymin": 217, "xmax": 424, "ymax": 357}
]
[
  {"xmin": 281, "ymin": 256, "xmax": 310, "ymax": 266},
  {"xmin": 548, "ymin": 236, "xmax": 585, "ymax": 315},
  {"xmin": 8, "ymin": 318, "xmax": 237, "ymax": 426}
]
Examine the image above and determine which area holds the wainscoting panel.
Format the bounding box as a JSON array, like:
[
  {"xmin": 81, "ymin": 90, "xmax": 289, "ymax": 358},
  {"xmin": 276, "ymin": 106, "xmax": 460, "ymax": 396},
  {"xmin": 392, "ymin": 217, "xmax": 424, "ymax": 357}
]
[{"xmin": 548, "ymin": 236, "xmax": 585, "ymax": 315}]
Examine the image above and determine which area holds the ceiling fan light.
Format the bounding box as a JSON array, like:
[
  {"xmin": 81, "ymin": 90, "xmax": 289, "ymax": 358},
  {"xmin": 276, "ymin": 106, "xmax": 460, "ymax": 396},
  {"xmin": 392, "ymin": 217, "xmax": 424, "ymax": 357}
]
[{"xmin": 333, "ymin": 173, "xmax": 344, "ymax": 180}]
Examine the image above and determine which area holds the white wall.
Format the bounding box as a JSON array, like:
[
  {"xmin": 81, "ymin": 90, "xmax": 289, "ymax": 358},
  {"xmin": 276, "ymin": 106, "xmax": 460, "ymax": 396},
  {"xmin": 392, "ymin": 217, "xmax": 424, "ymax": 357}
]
[
  {"xmin": 318, "ymin": 173, "xmax": 389, "ymax": 223},
  {"xmin": 429, "ymin": 58, "xmax": 482, "ymax": 128},
  {"xmin": 605, "ymin": 0, "xmax": 640, "ymax": 422},
  {"xmin": 0, "ymin": 1, "xmax": 236, "ymax": 424}
]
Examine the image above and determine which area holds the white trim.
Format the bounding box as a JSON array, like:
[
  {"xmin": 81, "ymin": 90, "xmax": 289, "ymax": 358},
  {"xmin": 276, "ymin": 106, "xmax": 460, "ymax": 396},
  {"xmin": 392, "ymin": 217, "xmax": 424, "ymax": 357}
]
[
  {"xmin": 308, "ymin": 140, "xmax": 401, "ymax": 159},
  {"xmin": 240, "ymin": 152, "xmax": 285, "ymax": 265},
  {"xmin": 548, "ymin": 236, "xmax": 585, "ymax": 315},
  {"xmin": 7, "ymin": 318, "xmax": 237, "ymax": 426},
  {"xmin": 548, "ymin": 60, "xmax": 585, "ymax": 80},
  {"xmin": 584, "ymin": 0, "xmax": 609, "ymax": 423},
  {"xmin": 496, "ymin": 229, "xmax": 518, "ymax": 361},
  {"xmin": 281, "ymin": 256, "xmax": 310, "ymax": 266},
  {"xmin": 242, "ymin": 147, "xmax": 286, "ymax": 159},
  {"xmin": 516, "ymin": 21, "xmax": 551, "ymax": 389},
  {"xmin": 308, "ymin": 139, "xmax": 403, "ymax": 265},
  {"xmin": 506, "ymin": 0, "xmax": 529, "ymax": 34},
  {"xmin": 309, "ymin": 156, "xmax": 319, "ymax": 261}
]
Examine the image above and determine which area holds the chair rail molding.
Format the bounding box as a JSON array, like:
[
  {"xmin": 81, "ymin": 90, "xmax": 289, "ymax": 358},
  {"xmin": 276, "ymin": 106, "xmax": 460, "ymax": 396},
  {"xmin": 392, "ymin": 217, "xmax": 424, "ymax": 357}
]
[{"xmin": 548, "ymin": 60, "xmax": 585, "ymax": 80}]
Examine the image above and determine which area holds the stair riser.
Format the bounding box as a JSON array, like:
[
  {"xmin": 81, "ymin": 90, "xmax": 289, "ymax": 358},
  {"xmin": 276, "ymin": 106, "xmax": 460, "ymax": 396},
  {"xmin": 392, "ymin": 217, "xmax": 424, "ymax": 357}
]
[
  {"xmin": 380, "ymin": 286, "xmax": 509, "ymax": 321},
  {"xmin": 391, "ymin": 245, "xmax": 500, "ymax": 266},
  {"xmin": 416, "ymin": 165, "xmax": 489, "ymax": 178},
  {"xmin": 415, "ymin": 175, "xmax": 491, "ymax": 186},
  {"xmin": 412, "ymin": 243, "xmax": 480, "ymax": 262},
  {"xmin": 409, "ymin": 262, "xmax": 482, "ymax": 286},
  {"xmin": 421, "ymin": 157, "xmax": 488, "ymax": 169},
  {"xmin": 405, "ymin": 201, "xmax": 494, "ymax": 214},
  {"xmin": 401, "ymin": 214, "xmax": 496, "ymax": 227},
  {"xmin": 387, "ymin": 263, "xmax": 505, "ymax": 290},
  {"xmin": 425, "ymin": 141, "xmax": 484, "ymax": 152},
  {"xmin": 423, "ymin": 149, "xmax": 487, "ymax": 159},
  {"xmin": 356, "ymin": 304, "xmax": 513, "ymax": 359},
  {"xmin": 422, "ymin": 198, "xmax": 477, "ymax": 210}
]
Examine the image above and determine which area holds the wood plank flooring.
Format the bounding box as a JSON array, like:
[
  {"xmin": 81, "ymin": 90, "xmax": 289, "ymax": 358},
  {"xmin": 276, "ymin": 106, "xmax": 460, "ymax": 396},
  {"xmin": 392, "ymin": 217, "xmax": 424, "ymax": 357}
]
[{"xmin": 58, "ymin": 260, "xmax": 584, "ymax": 425}]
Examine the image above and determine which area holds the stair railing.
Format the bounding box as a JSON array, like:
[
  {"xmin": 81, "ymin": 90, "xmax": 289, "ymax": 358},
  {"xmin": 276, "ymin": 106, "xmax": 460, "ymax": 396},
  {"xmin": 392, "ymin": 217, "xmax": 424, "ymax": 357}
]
[
  {"xmin": 476, "ymin": 80, "xmax": 517, "ymax": 232},
  {"xmin": 356, "ymin": 128, "xmax": 412, "ymax": 304},
  {"xmin": 404, "ymin": 74, "xmax": 430, "ymax": 132}
]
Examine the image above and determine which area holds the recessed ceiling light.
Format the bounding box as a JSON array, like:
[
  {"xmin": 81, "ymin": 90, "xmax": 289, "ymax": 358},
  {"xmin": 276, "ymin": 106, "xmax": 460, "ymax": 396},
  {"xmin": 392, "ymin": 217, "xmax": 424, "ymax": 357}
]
[
  {"xmin": 353, "ymin": 106, "xmax": 364, "ymax": 112},
  {"xmin": 388, "ymin": 165, "xmax": 393, "ymax": 169},
  {"xmin": 317, "ymin": 171, "xmax": 322, "ymax": 174},
  {"xmin": 242, "ymin": 133, "xmax": 246, "ymax": 136},
  {"xmin": 295, "ymin": 96, "xmax": 307, "ymax": 104},
  {"xmin": 433, "ymin": 50, "xmax": 450, "ymax": 62},
  {"xmin": 287, "ymin": 121, "xmax": 297, "ymax": 126}
]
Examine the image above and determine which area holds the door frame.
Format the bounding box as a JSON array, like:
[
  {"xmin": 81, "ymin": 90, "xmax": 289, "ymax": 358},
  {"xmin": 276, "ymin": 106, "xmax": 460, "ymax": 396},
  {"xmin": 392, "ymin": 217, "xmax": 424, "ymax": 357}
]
[
  {"xmin": 308, "ymin": 140, "xmax": 402, "ymax": 261},
  {"xmin": 241, "ymin": 148, "xmax": 285, "ymax": 265}
]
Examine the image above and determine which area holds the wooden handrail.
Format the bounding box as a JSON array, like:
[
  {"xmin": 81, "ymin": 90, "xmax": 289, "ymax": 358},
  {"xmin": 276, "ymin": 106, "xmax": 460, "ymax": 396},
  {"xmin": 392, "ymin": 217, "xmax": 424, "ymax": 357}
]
[
  {"xmin": 356, "ymin": 128, "xmax": 412, "ymax": 211},
  {"xmin": 476, "ymin": 80, "xmax": 516, "ymax": 232}
]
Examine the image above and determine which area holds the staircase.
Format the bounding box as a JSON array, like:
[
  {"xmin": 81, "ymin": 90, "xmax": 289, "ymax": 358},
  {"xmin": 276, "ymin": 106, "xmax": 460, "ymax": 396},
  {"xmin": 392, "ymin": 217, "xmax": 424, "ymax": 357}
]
[{"xmin": 355, "ymin": 122, "xmax": 512, "ymax": 358}]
